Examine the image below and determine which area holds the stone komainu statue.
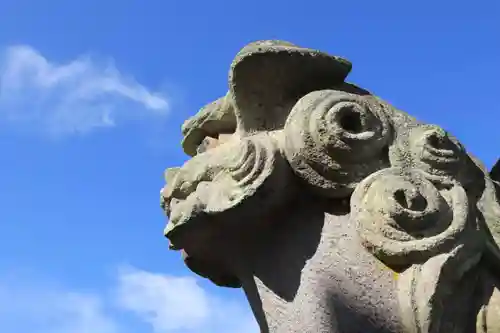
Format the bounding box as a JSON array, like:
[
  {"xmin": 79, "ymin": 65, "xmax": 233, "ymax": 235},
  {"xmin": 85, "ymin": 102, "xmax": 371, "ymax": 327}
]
[{"xmin": 160, "ymin": 40, "xmax": 500, "ymax": 333}]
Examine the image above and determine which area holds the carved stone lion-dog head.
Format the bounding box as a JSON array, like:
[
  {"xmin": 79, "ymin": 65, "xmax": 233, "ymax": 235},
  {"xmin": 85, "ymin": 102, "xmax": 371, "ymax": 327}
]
[{"xmin": 160, "ymin": 40, "xmax": 500, "ymax": 332}]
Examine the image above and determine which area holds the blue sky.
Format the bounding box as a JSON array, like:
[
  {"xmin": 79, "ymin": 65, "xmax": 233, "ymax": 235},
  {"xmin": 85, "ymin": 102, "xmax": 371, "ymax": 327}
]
[{"xmin": 0, "ymin": 1, "xmax": 498, "ymax": 332}]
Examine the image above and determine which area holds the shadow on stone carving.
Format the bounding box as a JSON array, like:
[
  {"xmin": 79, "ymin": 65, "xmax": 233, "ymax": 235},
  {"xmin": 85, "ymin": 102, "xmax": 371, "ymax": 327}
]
[
  {"xmin": 491, "ymin": 159, "xmax": 500, "ymax": 183},
  {"xmin": 160, "ymin": 40, "xmax": 500, "ymax": 332}
]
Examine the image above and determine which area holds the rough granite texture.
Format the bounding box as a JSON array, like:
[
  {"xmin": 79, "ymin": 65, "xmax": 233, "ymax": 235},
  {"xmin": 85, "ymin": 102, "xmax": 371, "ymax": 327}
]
[{"xmin": 159, "ymin": 40, "xmax": 500, "ymax": 332}]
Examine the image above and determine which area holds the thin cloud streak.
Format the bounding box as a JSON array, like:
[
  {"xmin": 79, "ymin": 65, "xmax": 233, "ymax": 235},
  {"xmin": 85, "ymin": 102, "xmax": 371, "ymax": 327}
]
[{"xmin": 0, "ymin": 45, "xmax": 169, "ymax": 136}]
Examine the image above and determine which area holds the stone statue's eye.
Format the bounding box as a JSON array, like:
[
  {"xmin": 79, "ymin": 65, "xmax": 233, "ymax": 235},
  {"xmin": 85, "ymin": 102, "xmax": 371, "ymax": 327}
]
[
  {"xmin": 196, "ymin": 140, "xmax": 209, "ymax": 155},
  {"xmin": 196, "ymin": 136, "xmax": 219, "ymax": 155}
]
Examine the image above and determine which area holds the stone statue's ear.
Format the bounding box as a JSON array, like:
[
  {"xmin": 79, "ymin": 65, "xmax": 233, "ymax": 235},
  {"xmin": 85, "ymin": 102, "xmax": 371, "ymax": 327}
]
[
  {"xmin": 228, "ymin": 40, "xmax": 352, "ymax": 133},
  {"xmin": 181, "ymin": 93, "xmax": 236, "ymax": 156},
  {"xmin": 491, "ymin": 159, "xmax": 500, "ymax": 182}
]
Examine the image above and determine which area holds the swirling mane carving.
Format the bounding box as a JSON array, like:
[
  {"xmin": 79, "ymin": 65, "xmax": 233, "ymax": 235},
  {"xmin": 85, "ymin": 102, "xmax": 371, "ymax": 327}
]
[
  {"xmin": 280, "ymin": 82, "xmax": 500, "ymax": 332},
  {"xmin": 283, "ymin": 89, "xmax": 393, "ymax": 198},
  {"xmin": 351, "ymin": 168, "xmax": 484, "ymax": 332}
]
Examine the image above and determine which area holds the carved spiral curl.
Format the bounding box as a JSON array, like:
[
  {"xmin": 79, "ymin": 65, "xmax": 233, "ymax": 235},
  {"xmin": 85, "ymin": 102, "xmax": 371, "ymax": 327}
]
[
  {"xmin": 283, "ymin": 89, "xmax": 392, "ymax": 198},
  {"xmin": 350, "ymin": 167, "xmax": 478, "ymax": 266},
  {"xmin": 408, "ymin": 125, "xmax": 470, "ymax": 186}
]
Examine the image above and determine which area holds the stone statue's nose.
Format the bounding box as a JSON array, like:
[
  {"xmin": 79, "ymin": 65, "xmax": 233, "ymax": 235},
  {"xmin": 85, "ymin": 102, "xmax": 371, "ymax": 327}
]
[
  {"xmin": 161, "ymin": 167, "xmax": 181, "ymax": 203},
  {"xmin": 164, "ymin": 167, "xmax": 181, "ymax": 185}
]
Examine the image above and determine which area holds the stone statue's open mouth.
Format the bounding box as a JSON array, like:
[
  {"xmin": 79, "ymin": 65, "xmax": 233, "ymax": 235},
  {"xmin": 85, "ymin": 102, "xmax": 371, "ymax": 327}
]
[
  {"xmin": 161, "ymin": 166, "xmax": 229, "ymax": 244},
  {"xmin": 162, "ymin": 177, "xmax": 237, "ymax": 241}
]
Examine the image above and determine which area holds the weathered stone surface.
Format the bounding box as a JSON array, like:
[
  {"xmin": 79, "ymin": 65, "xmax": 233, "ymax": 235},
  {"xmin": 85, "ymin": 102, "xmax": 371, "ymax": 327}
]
[{"xmin": 160, "ymin": 40, "xmax": 500, "ymax": 332}]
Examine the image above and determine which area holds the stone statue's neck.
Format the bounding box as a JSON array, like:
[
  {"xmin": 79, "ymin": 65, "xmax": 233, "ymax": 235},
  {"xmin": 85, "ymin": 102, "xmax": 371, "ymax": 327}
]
[
  {"xmin": 239, "ymin": 276, "xmax": 286, "ymax": 333},
  {"xmin": 231, "ymin": 200, "xmax": 403, "ymax": 333},
  {"xmin": 228, "ymin": 200, "xmax": 329, "ymax": 332},
  {"xmin": 240, "ymin": 275, "xmax": 338, "ymax": 333},
  {"xmin": 227, "ymin": 199, "xmax": 334, "ymax": 332}
]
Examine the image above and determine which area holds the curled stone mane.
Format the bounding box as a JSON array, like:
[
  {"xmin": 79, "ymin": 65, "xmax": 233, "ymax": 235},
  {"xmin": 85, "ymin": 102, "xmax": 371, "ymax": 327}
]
[{"xmin": 160, "ymin": 40, "xmax": 500, "ymax": 333}]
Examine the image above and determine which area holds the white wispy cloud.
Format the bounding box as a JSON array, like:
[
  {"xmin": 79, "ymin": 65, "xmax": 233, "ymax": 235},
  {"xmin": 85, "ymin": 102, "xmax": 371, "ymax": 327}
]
[
  {"xmin": 0, "ymin": 45, "xmax": 169, "ymax": 136},
  {"xmin": 115, "ymin": 266, "xmax": 258, "ymax": 333},
  {"xmin": 0, "ymin": 266, "xmax": 258, "ymax": 333}
]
